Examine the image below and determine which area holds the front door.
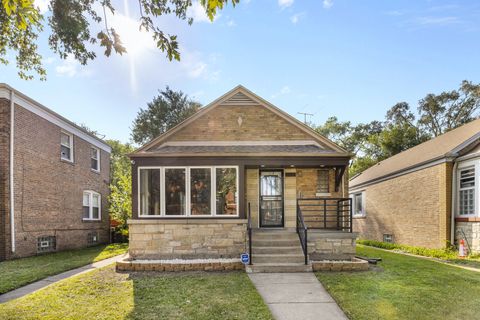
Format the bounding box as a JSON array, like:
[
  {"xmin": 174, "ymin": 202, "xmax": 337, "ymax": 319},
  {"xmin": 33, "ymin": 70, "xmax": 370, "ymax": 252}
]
[{"xmin": 259, "ymin": 170, "xmax": 284, "ymax": 228}]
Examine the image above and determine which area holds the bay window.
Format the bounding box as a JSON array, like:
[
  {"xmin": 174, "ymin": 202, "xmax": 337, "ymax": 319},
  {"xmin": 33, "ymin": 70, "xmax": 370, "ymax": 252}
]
[{"xmin": 138, "ymin": 166, "xmax": 238, "ymax": 217}]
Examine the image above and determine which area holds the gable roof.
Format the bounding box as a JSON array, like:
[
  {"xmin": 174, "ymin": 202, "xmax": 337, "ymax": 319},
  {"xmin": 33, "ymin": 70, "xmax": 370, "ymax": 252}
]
[
  {"xmin": 350, "ymin": 118, "xmax": 480, "ymax": 189},
  {"xmin": 131, "ymin": 85, "xmax": 350, "ymax": 157}
]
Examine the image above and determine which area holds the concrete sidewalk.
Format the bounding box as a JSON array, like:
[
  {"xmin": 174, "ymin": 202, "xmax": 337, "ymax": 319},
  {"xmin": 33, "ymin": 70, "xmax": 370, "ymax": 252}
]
[
  {"xmin": 0, "ymin": 253, "xmax": 127, "ymax": 303},
  {"xmin": 248, "ymin": 273, "xmax": 347, "ymax": 320}
]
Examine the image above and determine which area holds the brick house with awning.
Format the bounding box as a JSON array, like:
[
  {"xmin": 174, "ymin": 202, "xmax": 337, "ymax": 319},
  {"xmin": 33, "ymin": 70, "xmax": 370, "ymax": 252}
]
[{"xmin": 128, "ymin": 85, "xmax": 357, "ymax": 271}]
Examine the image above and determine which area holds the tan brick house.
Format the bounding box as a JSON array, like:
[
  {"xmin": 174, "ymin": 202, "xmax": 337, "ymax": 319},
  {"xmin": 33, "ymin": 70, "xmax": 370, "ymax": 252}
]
[
  {"xmin": 128, "ymin": 85, "xmax": 356, "ymax": 271},
  {"xmin": 350, "ymin": 119, "xmax": 480, "ymax": 252},
  {"xmin": 0, "ymin": 84, "xmax": 111, "ymax": 260}
]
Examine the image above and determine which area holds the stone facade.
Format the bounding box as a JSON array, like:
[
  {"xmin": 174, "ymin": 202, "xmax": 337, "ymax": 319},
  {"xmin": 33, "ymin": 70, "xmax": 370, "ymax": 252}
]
[
  {"xmin": 128, "ymin": 219, "xmax": 247, "ymax": 259},
  {"xmin": 311, "ymin": 258, "xmax": 369, "ymax": 271},
  {"xmin": 307, "ymin": 231, "xmax": 357, "ymax": 260},
  {"xmin": 455, "ymin": 222, "xmax": 480, "ymax": 254},
  {"xmin": 0, "ymin": 95, "xmax": 111, "ymax": 260},
  {"xmin": 170, "ymin": 104, "xmax": 315, "ymax": 142},
  {"xmin": 352, "ymin": 162, "xmax": 453, "ymax": 249},
  {"xmin": 116, "ymin": 259, "xmax": 244, "ymax": 272}
]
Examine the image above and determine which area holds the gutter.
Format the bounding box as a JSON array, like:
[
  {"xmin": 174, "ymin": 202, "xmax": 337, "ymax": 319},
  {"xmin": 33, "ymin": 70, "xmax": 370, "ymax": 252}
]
[
  {"xmin": 9, "ymin": 89, "xmax": 15, "ymax": 254},
  {"xmin": 451, "ymin": 161, "xmax": 458, "ymax": 245}
]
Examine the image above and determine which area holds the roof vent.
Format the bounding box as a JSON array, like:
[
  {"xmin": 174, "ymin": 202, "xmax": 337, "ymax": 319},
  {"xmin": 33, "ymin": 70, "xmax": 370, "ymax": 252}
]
[{"xmin": 221, "ymin": 92, "xmax": 257, "ymax": 106}]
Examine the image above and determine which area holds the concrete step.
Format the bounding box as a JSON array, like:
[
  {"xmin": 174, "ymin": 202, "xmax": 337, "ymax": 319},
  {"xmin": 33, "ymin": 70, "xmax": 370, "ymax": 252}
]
[
  {"xmin": 253, "ymin": 246, "xmax": 302, "ymax": 254},
  {"xmin": 253, "ymin": 239, "xmax": 301, "ymax": 247},
  {"xmin": 246, "ymin": 263, "xmax": 312, "ymax": 273},
  {"xmin": 253, "ymin": 232, "xmax": 299, "ymax": 240},
  {"xmin": 254, "ymin": 254, "xmax": 305, "ymax": 264}
]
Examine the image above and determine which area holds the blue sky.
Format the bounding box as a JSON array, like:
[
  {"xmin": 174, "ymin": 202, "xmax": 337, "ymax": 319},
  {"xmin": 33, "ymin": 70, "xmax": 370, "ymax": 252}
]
[{"xmin": 2, "ymin": 0, "xmax": 480, "ymax": 144}]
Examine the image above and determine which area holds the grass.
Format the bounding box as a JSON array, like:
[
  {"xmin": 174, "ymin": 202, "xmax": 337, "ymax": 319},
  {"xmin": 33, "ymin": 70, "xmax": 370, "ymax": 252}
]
[
  {"xmin": 0, "ymin": 243, "xmax": 128, "ymax": 294},
  {"xmin": 357, "ymin": 239, "xmax": 480, "ymax": 269},
  {"xmin": 0, "ymin": 266, "xmax": 273, "ymax": 320},
  {"xmin": 316, "ymin": 245, "xmax": 480, "ymax": 320}
]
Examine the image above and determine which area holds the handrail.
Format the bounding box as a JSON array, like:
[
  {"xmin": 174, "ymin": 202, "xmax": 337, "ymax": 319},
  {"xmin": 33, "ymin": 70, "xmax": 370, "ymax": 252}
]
[
  {"xmin": 296, "ymin": 202, "xmax": 308, "ymax": 265},
  {"xmin": 297, "ymin": 197, "xmax": 352, "ymax": 232},
  {"xmin": 247, "ymin": 202, "xmax": 252, "ymax": 265}
]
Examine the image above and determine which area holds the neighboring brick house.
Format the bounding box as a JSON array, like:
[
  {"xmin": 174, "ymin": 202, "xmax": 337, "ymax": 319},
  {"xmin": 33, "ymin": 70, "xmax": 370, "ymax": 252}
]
[
  {"xmin": 0, "ymin": 83, "xmax": 111, "ymax": 261},
  {"xmin": 128, "ymin": 85, "xmax": 356, "ymax": 272},
  {"xmin": 350, "ymin": 119, "xmax": 480, "ymax": 252}
]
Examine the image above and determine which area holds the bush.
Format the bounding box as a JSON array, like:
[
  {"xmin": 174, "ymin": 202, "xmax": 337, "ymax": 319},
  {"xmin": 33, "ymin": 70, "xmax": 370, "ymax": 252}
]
[{"xmin": 357, "ymin": 239, "xmax": 460, "ymax": 260}]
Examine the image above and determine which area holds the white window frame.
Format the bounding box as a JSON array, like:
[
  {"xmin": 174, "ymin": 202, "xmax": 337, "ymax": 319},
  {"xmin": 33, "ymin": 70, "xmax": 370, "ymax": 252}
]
[
  {"xmin": 351, "ymin": 191, "xmax": 366, "ymax": 217},
  {"xmin": 457, "ymin": 160, "xmax": 479, "ymax": 217},
  {"xmin": 83, "ymin": 190, "xmax": 101, "ymax": 221},
  {"xmin": 60, "ymin": 131, "xmax": 74, "ymax": 162},
  {"xmin": 137, "ymin": 166, "xmax": 239, "ymax": 218},
  {"xmin": 91, "ymin": 146, "xmax": 100, "ymax": 172}
]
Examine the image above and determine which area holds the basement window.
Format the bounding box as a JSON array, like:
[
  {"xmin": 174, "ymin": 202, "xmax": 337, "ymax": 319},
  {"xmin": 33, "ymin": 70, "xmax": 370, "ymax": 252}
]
[
  {"xmin": 383, "ymin": 234, "xmax": 394, "ymax": 243},
  {"xmin": 87, "ymin": 231, "xmax": 98, "ymax": 246},
  {"xmin": 37, "ymin": 236, "xmax": 56, "ymax": 253}
]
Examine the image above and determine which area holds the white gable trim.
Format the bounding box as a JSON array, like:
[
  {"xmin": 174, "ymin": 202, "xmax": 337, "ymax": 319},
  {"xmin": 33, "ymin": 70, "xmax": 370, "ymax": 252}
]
[{"xmin": 0, "ymin": 84, "xmax": 111, "ymax": 152}]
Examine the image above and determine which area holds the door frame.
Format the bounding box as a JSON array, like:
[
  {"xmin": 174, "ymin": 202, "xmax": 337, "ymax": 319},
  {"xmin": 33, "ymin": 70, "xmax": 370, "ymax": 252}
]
[{"xmin": 258, "ymin": 169, "xmax": 285, "ymax": 228}]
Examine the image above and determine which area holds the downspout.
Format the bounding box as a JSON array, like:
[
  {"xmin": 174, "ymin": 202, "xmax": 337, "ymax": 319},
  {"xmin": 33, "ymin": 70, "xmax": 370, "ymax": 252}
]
[
  {"xmin": 9, "ymin": 89, "xmax": 15, "ymax": 254},
  {"xmin": 450, "ymin": 161, "xmax": 458, "ymax": 245}
]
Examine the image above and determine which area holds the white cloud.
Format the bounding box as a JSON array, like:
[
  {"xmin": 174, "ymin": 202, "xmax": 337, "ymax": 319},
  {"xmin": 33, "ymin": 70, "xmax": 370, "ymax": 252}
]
[
  {"xmin": 323, "ymin": 0, "xmax": 333, "ymax": 9},
  {"xmin": 385, "ymin": 10, "xmax": 404, "ymax": 16},
  {"xmin": 35, "ymin": 0, "xmax": 49, "ymax": 13},
  {"xmin": 188, "ymin": 1, "xmax": 219, "ymax": 23},
  {"xmin": 278, "ymin": 0, "xmax": 294, "ymax": 10},
  {"xmin": 272, "ymin": 85, "xmax": 291, "ymax": 98},
  {"xmin": 55, "ymin": 55, "xmax": 91, "ymax": 77},
  {"xmin": 416, "ymin": 16, "xmax": 461, "ymax": 26},
  {"xmin": 180, "ymin": 50, "xmax": 220, "ymax": 81},
  {"xmin": 227, "ymin": 19, "xmax": 237, "ymax": 27},
  {"xmin": 290, "ymin": 12, "xmax": 305, "ymax": 24}
]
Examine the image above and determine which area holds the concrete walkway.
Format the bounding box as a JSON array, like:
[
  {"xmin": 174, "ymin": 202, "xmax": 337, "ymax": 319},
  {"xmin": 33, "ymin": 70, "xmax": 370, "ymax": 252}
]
[
  {"xmin": 0, "ymin": 253, "xmax": 127, "ymax": 303},
  {"xmin": 248, "ymin": 273, "xmax": 347, "ymax": 320}
]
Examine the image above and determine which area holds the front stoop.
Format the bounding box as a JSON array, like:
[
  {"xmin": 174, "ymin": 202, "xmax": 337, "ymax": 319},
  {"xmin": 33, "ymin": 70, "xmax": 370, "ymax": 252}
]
[{"xmin": 246, "ymin": 229, "xmax": 311, "ymax": 273}]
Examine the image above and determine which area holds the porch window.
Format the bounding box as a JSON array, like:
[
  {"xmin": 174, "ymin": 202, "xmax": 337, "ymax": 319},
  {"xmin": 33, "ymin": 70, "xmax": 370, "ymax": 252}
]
[
  {"xmin": 191, "ymin": 168, "xmax": 211, "ymax": 215},
  {"xmin": 459, "ymin": 167, "xmax": 475, "ymax": 216},
  {"xmin": 83, "ymin": 191, "xmax": 101, "ymax": 220},
  {"xmin": 138, "ymin": 166, "xmax": 238, "ymax": 217},
  {"xmin": 352, "ymin": 192, "xmax": 365, "ymax": 217},
  {"xmin": 139, "ymin": 168, "xmax": 161, "ymax": 216},
  {"xmin": 316, "ymin": 169, "xmax": 329, "ymax": 194},
  {"xmin": 216, "ymin": 167, "xmax": 238, "ymax": 215},
  {"xmin": 165, "ymin": 168, "xmax": 186, "ymax": 216}
]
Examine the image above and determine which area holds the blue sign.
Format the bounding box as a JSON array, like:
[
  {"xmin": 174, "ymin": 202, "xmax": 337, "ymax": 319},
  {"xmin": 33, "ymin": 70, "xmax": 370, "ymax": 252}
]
[{"xmin": 241, "ymin": 253, "xmax": 250, "ymax": 264}]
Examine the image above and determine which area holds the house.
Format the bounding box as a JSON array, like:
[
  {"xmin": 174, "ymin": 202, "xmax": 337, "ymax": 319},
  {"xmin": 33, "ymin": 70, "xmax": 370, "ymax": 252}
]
[
  {"xmin": 350, "ymin": 118, "xmax": 480, "ymax": 253},
  {"xmin": 0, "ymin": 84, "xmax": 111, "ymax": 261},
  {"xmin": 127, "ymin": 85, "xmax": 357, "ymax": 271}
]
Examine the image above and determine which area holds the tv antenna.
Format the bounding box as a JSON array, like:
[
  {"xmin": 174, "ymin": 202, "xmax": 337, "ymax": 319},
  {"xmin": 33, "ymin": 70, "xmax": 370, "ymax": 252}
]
[{"xmin": 297, "ymin": 112, "xmax": 314, "ymax": 124}]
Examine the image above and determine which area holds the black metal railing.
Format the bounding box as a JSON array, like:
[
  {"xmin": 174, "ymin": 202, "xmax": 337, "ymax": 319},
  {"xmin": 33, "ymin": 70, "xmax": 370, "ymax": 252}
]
[
  {"xmin": 247, "ymin": 202, "xmax": 253, "ymax": 265},
  {"xmin": 296, "ymin": 203, "xmax": 308, "ymax": 265},
  {"xmin": 297, "ymin": 198, "xmax": 353, "ymax": 232}
]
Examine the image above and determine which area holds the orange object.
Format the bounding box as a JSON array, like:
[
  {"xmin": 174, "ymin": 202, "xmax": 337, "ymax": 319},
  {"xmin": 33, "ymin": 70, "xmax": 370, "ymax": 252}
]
[{"xmin": 459, "ymin": 239, "xmax": 467, "ymax": 258}]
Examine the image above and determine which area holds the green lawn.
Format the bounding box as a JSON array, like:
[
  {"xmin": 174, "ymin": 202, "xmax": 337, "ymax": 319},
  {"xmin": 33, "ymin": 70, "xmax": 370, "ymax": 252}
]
[
  {"xmin": 316, "ymin": 245, "xmax": 480, "ymax": 320},
  {"xmin": 0, "ymin": 266, "xmax": 273, "ymax": 320},
  {"xmin": 0, "ymin": 243, "xmax": 128, "ymax": 294}
]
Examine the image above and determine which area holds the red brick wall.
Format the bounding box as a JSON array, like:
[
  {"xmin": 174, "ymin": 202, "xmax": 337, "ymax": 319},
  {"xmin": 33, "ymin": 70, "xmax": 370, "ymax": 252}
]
[
  {"xmin": 2, "ymin": 100, "xmax": 111, "ymax": 259},
  {"xmin": 0, "ymin": 98, "xmax": 10, "ymax": 260}
]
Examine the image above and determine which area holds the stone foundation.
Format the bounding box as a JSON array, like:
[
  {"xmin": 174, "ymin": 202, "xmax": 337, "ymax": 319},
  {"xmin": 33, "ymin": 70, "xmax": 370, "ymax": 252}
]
[
  {"xmin": 307, "ymin": 231, "xmax": 357, "ymax": 260},
  {"xmin": 128, "ymin": 219, "xmax": 247, "ymax": 259},
  {"xmin": 455, "ymin": 222, "xmax": 480, "ymax": 254},
  {"xmin": 116, "ymin": 258, "xmax": 244, "ymax": 272},
  {"xmin": 311, "ymin": 258, "xmax": 369, "ymax": 272}
]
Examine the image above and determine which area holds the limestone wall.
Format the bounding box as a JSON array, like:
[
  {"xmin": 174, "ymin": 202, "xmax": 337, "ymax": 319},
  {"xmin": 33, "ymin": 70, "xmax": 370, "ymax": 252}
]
[
  {"xmin": 307, "ymin": 231, "xmax": 357, "ymax": 260},
  {"xmin": 128, "ymin": 219, "xmax": 247, "ymax": 259},
  {"xmin": 455, "ymin": 222, "xmax": 480, "ymax": 254}
]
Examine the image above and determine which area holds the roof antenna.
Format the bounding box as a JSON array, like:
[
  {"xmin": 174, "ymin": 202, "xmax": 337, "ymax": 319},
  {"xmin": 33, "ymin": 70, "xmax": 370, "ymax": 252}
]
[{"xmin": 297, "ymin": 112, "xmax": 314, "ymax": 124}]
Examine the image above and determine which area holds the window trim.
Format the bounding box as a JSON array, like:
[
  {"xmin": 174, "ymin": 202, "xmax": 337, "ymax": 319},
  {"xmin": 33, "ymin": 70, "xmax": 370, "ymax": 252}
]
[
  {"xmin": 83, "ymin": 190, "xmax": 101, "ymax": 221},
  {"xmin": 60, "ymin": 131, "xmax": 74, "ymax": 163},
  {"xmin": 137, "ymin": 166, "xmax": 240, "ymax": 218},
  {"xmin": 91, "ymin": 146, "xmax": 100, "ymax": 172},
  {"xmin": 456, "ymin": 160, "xmax": 479, "ymax": 218},
  {"xmin": 351, "ymin": 191, "xmax": 366, "ymax": 217}
]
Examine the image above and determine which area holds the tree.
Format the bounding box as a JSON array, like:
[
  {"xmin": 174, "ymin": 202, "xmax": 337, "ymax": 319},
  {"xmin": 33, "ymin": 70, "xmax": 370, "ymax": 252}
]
[
  {"xmin": 107, "ymin": 139, "xmax": 135, "ymax": 229},
  {"xmin": 131, "ymin": 86, "xmax": 201, "ymax": 144},
  {"xmin": 1, "ymin": 0, "xmax": 238, "ymax": 80},
  {"xmin": 418, "ymin": 80, "xmax": 480, "ymax": 137}
]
